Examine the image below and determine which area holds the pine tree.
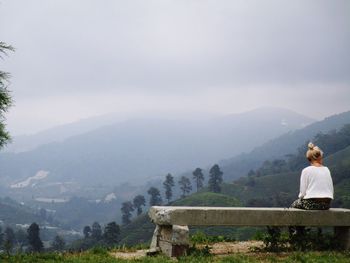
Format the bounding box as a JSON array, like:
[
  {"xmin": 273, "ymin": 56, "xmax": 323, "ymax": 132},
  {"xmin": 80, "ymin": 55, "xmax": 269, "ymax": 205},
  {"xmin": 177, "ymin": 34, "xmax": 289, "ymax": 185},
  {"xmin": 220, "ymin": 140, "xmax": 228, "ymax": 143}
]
[
  {"xmin": 208, "ymin": 164, "xmax": 223, "ymax": 193},
  {"xmin": 103, "ymin": 222, "xmax": 120, "ymax": 246},
  {"xmin": 0, "ymin": 42, "xmax": 14, "ymax": 149},
  {"xmin": 121, "ymin": 201, "xmax": 134, "ymax": 225},
  {"xmin": 4, "ymin": 227, "xmax": 15, "ymax": 255},
  {"xmin": 51, "ymin": 235, "xmax": 65, "ymax": 251},
  {"xmin": 83, "ymin": 226, "xmax": 91, "ymax": 239},
  {"xmin": 15, "ymin": 229, "xmax": 27, "ymax": 249},
  {"xmin": 192, "ymin": 168, "xmax": 204, "ymax": 192},
  {"xmin": 163, "ymin": 173, "xmax": 175, "ymax": 203},
  {"xmin": 27, "ymin": 223, "xmax": 43, "ymax": 252},
  {"xmin": 147, "ymin": 187, "xmax": 162, "ymax": 206},
  {"xmin": 91, "ymin": 222, "xmax": 102, "ymax": 241},
  {"xmin": 178, "ymin": 176, "xmax": 192, "ymax": 198},
  {"xmin": 133, "ymin": 195, "xmax": 146, "ymax": 215}
]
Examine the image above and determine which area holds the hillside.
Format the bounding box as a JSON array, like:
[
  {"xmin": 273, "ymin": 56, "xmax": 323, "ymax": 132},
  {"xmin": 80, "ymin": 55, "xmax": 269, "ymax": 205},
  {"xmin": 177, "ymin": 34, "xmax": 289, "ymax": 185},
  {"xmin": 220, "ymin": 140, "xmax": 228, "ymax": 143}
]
[
  {"xmin": 119, "ymin": 126, "xmax": 350, "ymax": 245},
  {"xmin": 0, "ymin": 197, "xmax": 44, "ymax": 225},
  {"xmin": 220, "ymin": 110, "xmax": 350, "ymax": 181},
  {"xmin": 0, "ymin": 107, "xmax": 312, "ymax": 200},
  {"xmin": 220, "ymin": 145, "xmax": 350, "ymax": 209},
  {"xmin": 172, "ymin": 192, "xmax": 241, "ymax": 207}
]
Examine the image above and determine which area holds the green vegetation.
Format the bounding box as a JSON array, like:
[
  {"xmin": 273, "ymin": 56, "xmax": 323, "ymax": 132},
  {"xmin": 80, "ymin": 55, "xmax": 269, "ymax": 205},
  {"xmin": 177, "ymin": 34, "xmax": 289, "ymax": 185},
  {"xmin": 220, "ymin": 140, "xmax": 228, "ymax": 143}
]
[
  {"xmin": 147, "ymin": 187, "xmax": 162, "ymax": 206},
  {"xmin": 208, "ymin": 164, "xmax": 224, "ymax": 193},
  {"xmin": 115, "ymin": 125, "xmax": 350, "ymax": 247},
  {"xmin": 119, "ymin": 214, "xmax": 154, "ymax": 246},
  {"xmin": 1, "ymin": 250, "xmax": 350, "ymax": 263},
  {"xmin": 178, "ymin": 175, "xmax": 192, "ymax": 198},
  {"xmin": 0, "ymin": 41, "xmax": 14, "ymax": 148},
  {"xmin": 192, "ymin": 167, "xmax": 205, "ymax": 192},
  {"xmin": 27, "ymin": 223, "xmax": 43, "ymax": 252},
  {"xmin": 133, "ymin": 195, "xmax": 146, "ymax": 216},
  {"xmin": 0, "ymin": 197, "xmax": 44, "ymax": 225},
  {"xmin": 172, "ymin": 192, "xmax": 241, "ymax": 207},
  {"xmin": 163, "ymin": 173, "xmax": 175, "ymax": 203},
  {"xmin": 71, "ymin": 221, "xmax": 121, "ymax": 250},
  {"xmin": 218, "ymin": 125, "xmax": 350, "ymax": 209},
  {"xmin": 121, "ymin": 202, "xmax": 135, "ymax": 225},
  {"xmin": 1, "ymin": 119, "xmax": 349, "ymax": 255}
]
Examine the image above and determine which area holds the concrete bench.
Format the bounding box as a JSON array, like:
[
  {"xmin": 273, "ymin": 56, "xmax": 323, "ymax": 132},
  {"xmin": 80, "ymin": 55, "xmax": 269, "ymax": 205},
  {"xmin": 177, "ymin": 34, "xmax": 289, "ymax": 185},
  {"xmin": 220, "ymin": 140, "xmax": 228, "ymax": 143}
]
[{"xmin": 148, "ymin": 206, "xmax": 350, "ymax": 257}]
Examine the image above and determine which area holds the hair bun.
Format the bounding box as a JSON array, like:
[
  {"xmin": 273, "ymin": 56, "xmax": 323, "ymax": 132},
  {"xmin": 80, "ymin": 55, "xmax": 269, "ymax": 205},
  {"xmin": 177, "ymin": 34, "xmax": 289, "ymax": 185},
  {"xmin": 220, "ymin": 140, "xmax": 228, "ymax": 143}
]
[{"xmin": 308, "ymin": 142, "xmax": 315, "ymax": 150}]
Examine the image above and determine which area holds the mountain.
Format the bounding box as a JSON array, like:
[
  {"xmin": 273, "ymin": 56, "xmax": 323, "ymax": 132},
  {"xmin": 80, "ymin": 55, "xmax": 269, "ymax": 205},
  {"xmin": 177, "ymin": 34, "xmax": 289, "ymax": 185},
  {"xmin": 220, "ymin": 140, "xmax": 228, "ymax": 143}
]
[
  {"xmin": 5, "ymin": 110, "xmax": 221, "ymax": 153},
  {"xmin": 0, "ymin": 107, "xmax": 313, "ymax": 199},
  {"xmin": 220, "ymin": 110, "xmax": 350, "ymax": 181},
  {"xmin": 0, "ymin": 197, "xmax": 43, "ymax": 225},
  {"xmin": 4, "ymin": 113, "xmax": 129, "ymax": 153}
]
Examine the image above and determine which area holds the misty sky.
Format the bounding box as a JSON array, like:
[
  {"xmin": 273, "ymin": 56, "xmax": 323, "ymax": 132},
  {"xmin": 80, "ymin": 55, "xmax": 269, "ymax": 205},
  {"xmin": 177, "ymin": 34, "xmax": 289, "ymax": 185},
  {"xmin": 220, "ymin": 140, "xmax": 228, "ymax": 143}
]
[{"xmin": 0, "ymin": 0, "xmax": 349, "ymax": 135}]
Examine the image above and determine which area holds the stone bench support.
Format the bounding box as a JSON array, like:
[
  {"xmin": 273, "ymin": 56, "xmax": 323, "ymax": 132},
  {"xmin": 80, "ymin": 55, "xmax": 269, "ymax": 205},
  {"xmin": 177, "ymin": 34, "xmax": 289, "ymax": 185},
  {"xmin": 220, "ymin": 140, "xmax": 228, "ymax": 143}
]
[{"xmin": 148, "ymin": 206, "xmax": 350, "ymax": 257}]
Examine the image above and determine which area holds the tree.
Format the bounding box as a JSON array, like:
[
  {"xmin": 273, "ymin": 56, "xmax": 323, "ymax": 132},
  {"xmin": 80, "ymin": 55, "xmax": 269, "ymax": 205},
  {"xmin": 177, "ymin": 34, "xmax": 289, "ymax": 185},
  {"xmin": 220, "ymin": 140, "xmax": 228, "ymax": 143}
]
[
  {"xmin": 133, "ymin": 195, "xmax": 146, "ymax": 216},
  {"xmin": 27, "ymin": 223, "xmax": 43, "ymax": 252},
  {"xmin": 0, "ymin": 42, "xmax": 14, "ymax": 149},
  {"xmin": 51, "ymin": 235, "xmax": 65, "ymax": 251},
  {"xmin": 163, "ymin": 173, "xmax": 175, "ymax": 203},
  {"xmin": 147, "ymin": 187, "xmax": 162, "ymax": 206},
  {"xmin": 83, "ymin": 226, "xmax": 91, "ymax": 239},
  {"xmin": 3, "ymin": 227, "xmax": 15, "ymax": 255},
  {"xmin": 15, "ymin": 229, "xmax": 28, "ymax": 250},
  {"xmin": 121, "ymin": 201, "xmax": 134, "ymax": 225},
  {"xmin": 178, "ymin": 176, "xmax": 192, "ymax": 198},
  {"xmin": 192, "ymin": 168, "xmax": 204, "ymax": 192},
  {"xmin": 208, "ymin": 164, "xmax": 223, "ymax": 193},
  {"xmin": 245, "ymin": 176, "xmax": 256, "ymax": 187},
  {"xmin": 103, "ymin": 222, "xmax": 120, "ymax": 247},
  {"xmin": 247, "ymin": 169, "xmax": 255, "ymax": 177},
  {"xmin": 91, "ymin": 222, "xmax": 102, "ymax": 241}
]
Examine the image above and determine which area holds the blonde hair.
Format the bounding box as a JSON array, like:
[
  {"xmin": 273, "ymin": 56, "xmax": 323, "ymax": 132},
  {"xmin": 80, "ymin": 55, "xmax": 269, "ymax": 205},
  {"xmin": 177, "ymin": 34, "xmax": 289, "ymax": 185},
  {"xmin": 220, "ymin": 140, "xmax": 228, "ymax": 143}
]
[{"xmin": 306, "ymin": 142, "xmax": 323, "ymax": 162}]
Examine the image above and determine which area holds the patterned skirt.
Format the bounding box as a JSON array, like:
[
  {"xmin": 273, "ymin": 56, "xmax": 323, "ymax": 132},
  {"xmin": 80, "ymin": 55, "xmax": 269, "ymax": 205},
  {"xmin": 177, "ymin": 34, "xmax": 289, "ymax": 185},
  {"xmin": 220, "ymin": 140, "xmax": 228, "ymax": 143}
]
[{"xmin": 290, "ymin": 198, "xmax": 330, "ymax": 210}]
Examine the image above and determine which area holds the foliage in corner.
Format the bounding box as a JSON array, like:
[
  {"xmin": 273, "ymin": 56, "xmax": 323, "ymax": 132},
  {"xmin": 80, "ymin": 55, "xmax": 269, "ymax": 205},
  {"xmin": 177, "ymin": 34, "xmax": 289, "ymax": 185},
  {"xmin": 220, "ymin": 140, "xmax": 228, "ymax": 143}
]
[{"xmin": 0, "ymin": 41, "xmax": 14, "ymax": 149}]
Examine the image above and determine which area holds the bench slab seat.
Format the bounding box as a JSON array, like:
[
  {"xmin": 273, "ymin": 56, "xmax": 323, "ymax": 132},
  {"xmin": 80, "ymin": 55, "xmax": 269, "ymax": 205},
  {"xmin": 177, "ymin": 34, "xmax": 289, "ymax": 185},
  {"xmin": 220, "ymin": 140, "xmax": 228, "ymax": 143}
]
[{"xmin": 148, "ymin": 206, "xmax": 350, "ymax": 257}]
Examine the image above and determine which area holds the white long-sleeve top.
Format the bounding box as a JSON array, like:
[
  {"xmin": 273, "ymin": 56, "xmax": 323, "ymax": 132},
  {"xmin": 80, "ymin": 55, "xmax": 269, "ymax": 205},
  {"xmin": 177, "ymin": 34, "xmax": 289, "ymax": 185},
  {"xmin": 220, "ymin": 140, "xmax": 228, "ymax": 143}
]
[{"xmin": 298, "ymin": 166, "xmax": 334, "ymax": 199}]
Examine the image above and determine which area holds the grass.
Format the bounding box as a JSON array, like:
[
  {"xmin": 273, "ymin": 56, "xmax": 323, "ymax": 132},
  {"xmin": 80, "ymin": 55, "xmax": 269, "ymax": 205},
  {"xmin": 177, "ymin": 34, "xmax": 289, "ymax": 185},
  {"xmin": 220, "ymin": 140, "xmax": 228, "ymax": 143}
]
[
  {"xmin": 172, "ymin": 192, "xmax": 241, "ymax": 207},
  {"xmin": 1, "ymin": 250, "xmax": 350, "ymax": 263}
]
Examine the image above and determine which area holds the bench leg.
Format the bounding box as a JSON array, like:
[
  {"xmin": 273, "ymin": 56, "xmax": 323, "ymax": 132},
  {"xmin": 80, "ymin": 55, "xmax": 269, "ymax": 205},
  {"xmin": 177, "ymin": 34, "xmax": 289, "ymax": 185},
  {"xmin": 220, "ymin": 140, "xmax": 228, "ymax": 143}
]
[
  {"xmin": 150, "ymin": 225, "xmax": 189, "ymax": 257},
  {"xmin": 334, "ymin": 227, "xmax": 350, "ymax": 250}
]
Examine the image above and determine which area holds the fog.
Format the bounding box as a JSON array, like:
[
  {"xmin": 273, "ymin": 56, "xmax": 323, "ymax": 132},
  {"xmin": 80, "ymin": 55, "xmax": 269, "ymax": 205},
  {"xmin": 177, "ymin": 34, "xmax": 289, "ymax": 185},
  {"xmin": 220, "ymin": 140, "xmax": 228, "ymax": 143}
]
[{"xmin": 0, "ymin": 0, "xmax": 349, "ymax": 135}]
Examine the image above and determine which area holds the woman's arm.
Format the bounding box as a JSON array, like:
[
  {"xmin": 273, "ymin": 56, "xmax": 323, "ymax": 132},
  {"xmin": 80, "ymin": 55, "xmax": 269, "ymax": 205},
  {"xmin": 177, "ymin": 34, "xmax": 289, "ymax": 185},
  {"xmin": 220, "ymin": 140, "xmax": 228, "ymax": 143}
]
[{"xmin": 298, "ymin": 170, "xmax": 307, "ymax": 198}]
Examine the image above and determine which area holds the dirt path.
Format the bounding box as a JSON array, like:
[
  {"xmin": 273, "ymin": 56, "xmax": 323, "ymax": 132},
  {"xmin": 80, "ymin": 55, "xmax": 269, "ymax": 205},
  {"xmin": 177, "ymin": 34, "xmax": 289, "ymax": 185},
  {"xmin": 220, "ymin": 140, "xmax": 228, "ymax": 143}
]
[
  {"xmin": 111, "ymin": 241, "xmax": 264, "ymax": 259},
  {"xmin": 111, "ymin": 249, "xmax": 148, "ymax": 259},
  {"xmin": 206, "ymin": 241, "xmax": 264, "ymax": 255}
]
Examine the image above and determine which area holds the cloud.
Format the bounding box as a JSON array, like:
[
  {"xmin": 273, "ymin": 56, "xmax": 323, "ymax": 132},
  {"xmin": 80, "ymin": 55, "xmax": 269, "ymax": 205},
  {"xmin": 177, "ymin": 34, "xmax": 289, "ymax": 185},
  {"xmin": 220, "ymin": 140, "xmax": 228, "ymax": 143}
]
[{"xmin": 0, "ymin": 0, "xmax": 349, "ymax": 134}]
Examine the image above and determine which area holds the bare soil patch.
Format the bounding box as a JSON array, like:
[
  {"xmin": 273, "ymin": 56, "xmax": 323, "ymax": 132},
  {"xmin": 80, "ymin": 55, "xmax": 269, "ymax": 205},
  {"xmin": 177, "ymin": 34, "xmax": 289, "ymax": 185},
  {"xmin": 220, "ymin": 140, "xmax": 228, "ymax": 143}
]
[{"xmin": 200, "ymin": 240, "xmax": 264, "ymax": 255}]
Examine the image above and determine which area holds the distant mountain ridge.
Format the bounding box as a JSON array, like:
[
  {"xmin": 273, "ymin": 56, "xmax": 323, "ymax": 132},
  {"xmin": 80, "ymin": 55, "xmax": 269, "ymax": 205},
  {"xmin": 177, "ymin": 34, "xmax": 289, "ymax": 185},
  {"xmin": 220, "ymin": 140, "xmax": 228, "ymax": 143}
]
[{"xmin": 0, "ymin": 107, "xmax": 313, "ymax": 195}]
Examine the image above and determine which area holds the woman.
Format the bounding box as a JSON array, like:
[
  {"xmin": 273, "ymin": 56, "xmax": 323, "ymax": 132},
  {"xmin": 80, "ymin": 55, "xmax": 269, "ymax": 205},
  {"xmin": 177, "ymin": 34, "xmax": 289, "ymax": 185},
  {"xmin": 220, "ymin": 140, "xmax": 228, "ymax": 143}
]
[{"xmin": 291, "ymin": 142, "xmax": 334, "ymax": 210}]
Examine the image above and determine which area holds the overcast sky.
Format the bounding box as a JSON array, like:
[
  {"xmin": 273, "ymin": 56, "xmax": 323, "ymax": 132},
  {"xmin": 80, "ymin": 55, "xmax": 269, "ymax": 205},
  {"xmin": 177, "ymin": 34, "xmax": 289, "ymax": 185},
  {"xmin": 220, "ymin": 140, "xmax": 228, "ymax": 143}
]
[{"xmin": 1, "ymin": 0, "xmax": 349, "ymax": 135}]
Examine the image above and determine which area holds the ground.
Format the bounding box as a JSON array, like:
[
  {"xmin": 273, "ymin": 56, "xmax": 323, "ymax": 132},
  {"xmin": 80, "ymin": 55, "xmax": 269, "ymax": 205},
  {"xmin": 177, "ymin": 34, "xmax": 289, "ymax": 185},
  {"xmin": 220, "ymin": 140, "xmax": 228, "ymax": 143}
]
[{"xmin": 111, "ymin": 241, "xmax": 264, "ymax": 259}]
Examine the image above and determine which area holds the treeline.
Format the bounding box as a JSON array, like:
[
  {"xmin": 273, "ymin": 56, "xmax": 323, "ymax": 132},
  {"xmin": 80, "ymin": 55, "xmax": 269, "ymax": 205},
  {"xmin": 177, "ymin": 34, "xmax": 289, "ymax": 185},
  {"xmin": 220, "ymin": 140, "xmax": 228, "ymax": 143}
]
[
  {"xmin": 0, "ymin": 221, "xmax": 122, "ymax": 254},
  {"xmin": 246, "ymin": 124, "xmax": 350, "ymax": 179},
  {"xmin": 70, "ymin": 221, "xmax": 120, "ymax": 250},
  {"xmin": 120, "ymin": 164, "xmax": 224, "ymax": 225},
  {"xmin": 243, "ymin": 124, "xmax": 350, "ymax": 207},
  {"xmin": 0, "ymin": 223, "xmax": 47, "ymax": 254}
]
